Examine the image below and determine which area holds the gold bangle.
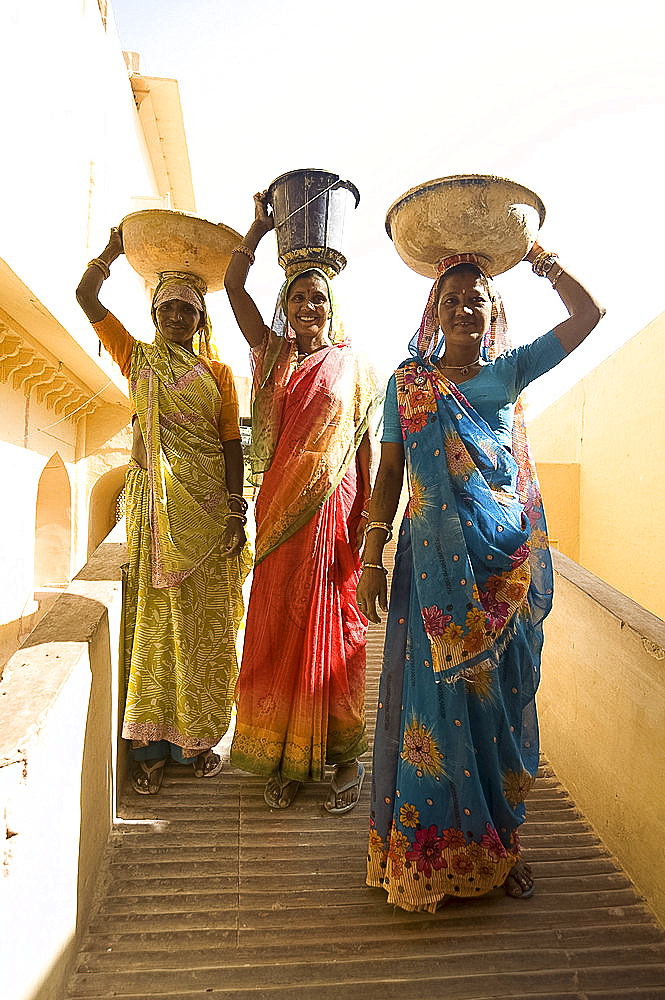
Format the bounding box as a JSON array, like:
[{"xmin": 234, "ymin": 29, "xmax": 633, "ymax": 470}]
[
  {"xmin": 366, "ymin": 522, "xmax": 393, "ymax": 542},
  {"xmin": 361, "ymin": 563, "xmax": 387, "ymax": 573},
  {"xmin": 87, "ymin": 257, "xmax": 110, "ymax": 279},
  {"xmin": 532, "ymin": 251, "xmax": 559, "ymax": 278},
  {"xmin": 228, "ymin": 492, "xmax": 248, "ymax": 513},
  {"xmin": 549, "ymin": 264, "xmax": 564, "ymax": 289},
  {"xmin": 232, "ymin": 245, "xmax": 255, "ymax": 265},
  {"xmin": 226, "ymin": 512, "xmax": 247, "ymax": 525}
]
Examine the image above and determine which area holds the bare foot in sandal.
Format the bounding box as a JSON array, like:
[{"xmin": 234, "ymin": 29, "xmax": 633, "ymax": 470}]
[
  {"xmin": 325, "ymin": 761, "xmax": 365, "ymax": 814},
  {"xmin": 504, "ymin": 859, "xmax": 535, "ymax": 898},
  {"xmin": 131, "ymin": 758, "xmax": 167, "ymax": 795},
  {"xmin": 264, "ymin": 773, "xmax": 301, "ymax": 808},
  {"xmin": 193, "ymin": 750, "xmax": 223, "ymax": 778}
]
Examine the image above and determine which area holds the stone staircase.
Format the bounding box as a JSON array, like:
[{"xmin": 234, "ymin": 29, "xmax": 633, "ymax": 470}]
[{"xmin": 65, "ymin": 607, "xmax": 665, "ymax": 999}]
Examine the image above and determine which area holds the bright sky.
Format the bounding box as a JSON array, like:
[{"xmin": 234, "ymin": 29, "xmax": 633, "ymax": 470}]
[{"xmin": 110, "ymin": 0, "xmax": 664, "ymax": 411}]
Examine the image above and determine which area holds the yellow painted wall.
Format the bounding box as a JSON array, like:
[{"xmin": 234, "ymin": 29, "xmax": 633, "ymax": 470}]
[
  {"xmin": 235, "ymin": 374, "xmax": 252, "ymax": 418},
  {"xmin": 0, "ymin": 525, "xmax": 124, "ymax": 1000},
  {"xmin": 539, "ymin": 551, "xmax": 665, "ymax": 927},
  {"xmin": 535, "ymin": 462, "xmax": 580, "ymax": 561},
  {"xmin": 529, "ymin": 312, "xmax": 665, "ymax": 620}
]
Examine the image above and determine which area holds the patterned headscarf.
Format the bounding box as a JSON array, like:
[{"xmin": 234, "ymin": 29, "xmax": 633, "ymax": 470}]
[
  {"xmin": 269, "ymin": 267, "xmax": 343, "ymax": 344},
  {"xmin": 410, "ymin": 252, "xmax": 509, "ymax": 364},
  {"xmin": 150, "ymin": 272, "xmax": 217, "ymax": 359}
]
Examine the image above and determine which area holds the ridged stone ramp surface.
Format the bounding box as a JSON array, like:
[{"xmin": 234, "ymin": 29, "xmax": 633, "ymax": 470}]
[{"xmin": 66, "ymin": 554, "xmax": 665, "ymax": 999}]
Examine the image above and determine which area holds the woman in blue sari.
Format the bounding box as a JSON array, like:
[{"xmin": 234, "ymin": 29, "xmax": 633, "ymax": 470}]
[{"xmin": 357, "ymin": 244, "xmax": 604, "ymax": 912}]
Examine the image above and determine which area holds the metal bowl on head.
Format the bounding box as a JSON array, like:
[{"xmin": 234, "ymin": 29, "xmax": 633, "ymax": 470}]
[
  {"xmin": 120, "ymin": 209, "xmax": 243, "ymax": 293},
  {"xmin": 385, "ymin": 175, "xmax": 546, "ymax": 278}
]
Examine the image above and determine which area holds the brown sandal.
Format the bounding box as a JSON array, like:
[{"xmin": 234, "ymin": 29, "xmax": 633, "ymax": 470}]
[
  {"xmin": 131, "ymin": 758, "xmax": 167, "ymax": 795},
  {"xmin": 504, "ymin": 860, "xmax": 535, "ymax": 898},
  {"xmin": 193, "ymin": 750, "xmax": 223, "ymax": 778},
  {"xmin": 264, "ymin": 773, "xmax": 301, "ymax": 808}
]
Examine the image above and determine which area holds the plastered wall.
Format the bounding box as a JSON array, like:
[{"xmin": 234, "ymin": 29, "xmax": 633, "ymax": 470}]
[
  {"xmin": 529, "ymin": 312, "xmax": 665, "ymax": 620},
  {"xmin": 539, "ymin": 551, "xmax": 665, "ymax": 927}
]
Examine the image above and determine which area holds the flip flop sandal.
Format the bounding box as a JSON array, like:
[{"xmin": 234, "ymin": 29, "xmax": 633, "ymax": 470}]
[
  {"xmin": 131, "ymin": 758, "xmax": 167, "ymax": 795},
  {"xmin": 193, "ymin": 750, "xmax": 223, "ymax": 778},
  {"xmin": 264, "ymin": 774, "xmax": 302, "ymax": 809},
  {"xmin": 504, "ymin": 862, "xmax": 535, "ymax": 898},
  {"xmin": 324, "ymin": 762, "xmax": 365, "ymax": 815}
]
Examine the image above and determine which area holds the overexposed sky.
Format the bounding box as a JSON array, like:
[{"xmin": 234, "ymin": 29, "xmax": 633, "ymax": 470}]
[{"xmin": 109, "ymin": 0, "xmax": 664, "ymax": 409}]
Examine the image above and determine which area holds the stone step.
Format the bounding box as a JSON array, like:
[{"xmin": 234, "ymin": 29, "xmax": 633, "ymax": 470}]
[{"xmin": 65, "ymin": 534, "xmax": 665, "ymax": 1000}]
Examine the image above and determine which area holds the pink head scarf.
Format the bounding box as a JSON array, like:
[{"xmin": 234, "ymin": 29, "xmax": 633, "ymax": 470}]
[{"xmin": 413, "ymin": 252, "xmax": 509, "ymax": 364}]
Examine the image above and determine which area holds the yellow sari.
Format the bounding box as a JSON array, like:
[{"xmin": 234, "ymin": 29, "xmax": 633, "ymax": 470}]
[{"xmin": 121, "ymin": 331, "xmax": 251, "ymax": 757}]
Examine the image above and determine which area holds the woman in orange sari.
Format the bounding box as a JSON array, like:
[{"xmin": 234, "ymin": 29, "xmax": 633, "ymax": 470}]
[{"xmin": 226, "ymin": 193, "xmax": 376, "ymax": 812}]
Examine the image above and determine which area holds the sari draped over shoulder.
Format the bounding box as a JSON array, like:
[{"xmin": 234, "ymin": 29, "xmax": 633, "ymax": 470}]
[
  {"xmin": 367, "ymin": 255, "xmax": 555, "ymax": 911},
  {"xmin": 254, "ymin": 336, "xmax": 375, "ymax": 562},
  {"xmin": 395, "ymin": 361, "xmax": 551, "ymax": 681},
  {"xmin": 121, "ymin": 332, "xmax": 251, "ymax": 756},
  {"xmin": 131, "ymin": 336, "xmax": 234, "ymax": 585},
  {"xmin": 231, "ymin": 322, "xmax": 377, "ymax": 782}
]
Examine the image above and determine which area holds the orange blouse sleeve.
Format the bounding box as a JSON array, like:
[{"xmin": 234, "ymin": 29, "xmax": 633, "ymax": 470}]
[
  {"xmin": 206, "ymin": 360, "xmax": 241, "ymax": 443},
  {"xmin": 91, "ymin": 314, "xmax": 240, "ymax": 440},
  {"xmin": 91, "ymin": 310, "xmax": 134, "ymax": 378}
]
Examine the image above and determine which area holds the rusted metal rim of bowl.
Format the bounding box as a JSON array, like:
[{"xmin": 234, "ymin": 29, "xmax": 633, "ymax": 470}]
[
  {"xmin": 120, "ymin": 209, "xmax": 243, "ymax": 293},
  {"xmin": 385, "ymin": 174, "xmax": 546, "ymax": 278}
]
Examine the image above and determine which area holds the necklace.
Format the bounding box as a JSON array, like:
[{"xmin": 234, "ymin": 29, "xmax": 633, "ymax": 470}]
[
  {"xmin": 435, "ymin": 357, "xmax": 483, "ymax": 376},
  {"xmin": 296, "ymin": 343, "xmax": 327, "ymax": 363}
]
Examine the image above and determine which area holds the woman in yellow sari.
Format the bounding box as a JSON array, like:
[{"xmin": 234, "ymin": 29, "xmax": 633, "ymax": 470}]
[{"xmin": 77, "ymin": 228, "xmax": 251, "ymax": 794}]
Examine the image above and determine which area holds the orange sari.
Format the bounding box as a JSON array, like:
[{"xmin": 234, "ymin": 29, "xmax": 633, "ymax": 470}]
[{"xmin": 231, "ymin": 340, "xmax": 375, "ymax": 781}]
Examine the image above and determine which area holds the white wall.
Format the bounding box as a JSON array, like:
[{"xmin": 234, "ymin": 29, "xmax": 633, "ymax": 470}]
[
  {"xmin": 0, "ymin": 0, "xmax": 167, "ymax": 662},
  {"xmin": 0, "ymin": 0, "xmax": 155, "ymax": 341}
]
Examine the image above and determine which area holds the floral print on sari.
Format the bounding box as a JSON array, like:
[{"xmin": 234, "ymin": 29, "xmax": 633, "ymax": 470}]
[{"xmin": 368, "ymin": 345, "xmax": 559, "ymax": 911}]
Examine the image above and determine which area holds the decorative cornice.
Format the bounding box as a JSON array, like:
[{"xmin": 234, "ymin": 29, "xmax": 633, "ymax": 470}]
[{"xmin": 0, "ymin": 326, "xmax": 101, "ymax": 422}]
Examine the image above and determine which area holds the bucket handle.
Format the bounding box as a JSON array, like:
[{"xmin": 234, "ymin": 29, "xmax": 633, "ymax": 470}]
[{"xmin": 270, "ymin": 178, "xmax": 360, "ymax": 230}]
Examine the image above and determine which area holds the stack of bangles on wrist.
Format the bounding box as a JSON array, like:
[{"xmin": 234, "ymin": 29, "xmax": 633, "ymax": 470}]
[
  {"xmin": 365, "ymin": 521, "xmax": 393, "ymax": 542},
  {"xmin": 227, "ymin": 513, "xmax": 247, "ymax": 525},
  {"xmin": 88, "ymin": 257, "xmax": 111, "ymax": 279},
  {"xmin": 232, "ymin": 244, "xmax": 255, "ymax": 265},
  {"xmin": 227, "ymin": 492, "xmax": 248, "ymax": 525},
  {"xmin": 531, "ymin": 250, "xmax": 564, "ymax": 288}
]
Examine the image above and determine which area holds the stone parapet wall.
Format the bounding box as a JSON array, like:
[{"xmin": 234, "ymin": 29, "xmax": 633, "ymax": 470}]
[
  {"xmin": 0, "ymin": 522, "xmax": 126, "ymax": 1000},
  {"xmin": 539, "ymin": 549, "xmax": 665, "ymax": 928}
]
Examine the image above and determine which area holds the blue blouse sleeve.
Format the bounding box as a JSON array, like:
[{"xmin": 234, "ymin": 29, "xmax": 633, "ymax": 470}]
[
  {"xmin": 495, "ymin": 329, "xmax": 568, "ymax": 400},
  {"xmin": 380, "ymin": 374, "xmax": 402, "ymax": 443}
]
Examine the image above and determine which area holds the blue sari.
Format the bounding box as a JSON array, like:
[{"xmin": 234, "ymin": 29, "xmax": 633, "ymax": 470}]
[{"xmin": 367, "ymin": 353, "xmax": 555, "ymax": 912}]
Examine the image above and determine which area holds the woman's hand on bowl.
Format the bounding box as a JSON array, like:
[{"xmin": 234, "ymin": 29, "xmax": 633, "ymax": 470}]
[
  {"xmin": 524, "ymin": 240, "xmax": 544, "ymax": 264},
  {"xmin": 101, "ymin": 226, "xmax": 124, "ymax": 264}
]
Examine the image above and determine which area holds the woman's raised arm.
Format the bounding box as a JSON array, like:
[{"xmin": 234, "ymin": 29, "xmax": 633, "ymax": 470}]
[
  {"xmin": 76, "ymin": 227, "xmax": 124, "ymax": 323},
  {"xmin": 224, "ymin": 192, "xmax": 274, "ymax": 349},
  {"xmin": 525, "ymin": 241, "xmax": 605, "ymax": 353}
]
